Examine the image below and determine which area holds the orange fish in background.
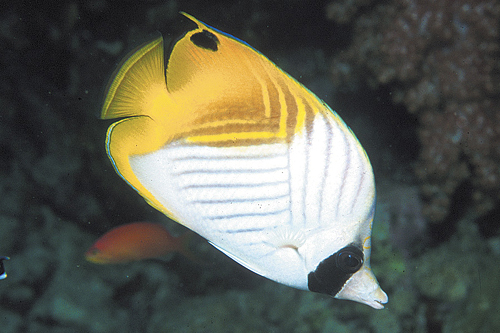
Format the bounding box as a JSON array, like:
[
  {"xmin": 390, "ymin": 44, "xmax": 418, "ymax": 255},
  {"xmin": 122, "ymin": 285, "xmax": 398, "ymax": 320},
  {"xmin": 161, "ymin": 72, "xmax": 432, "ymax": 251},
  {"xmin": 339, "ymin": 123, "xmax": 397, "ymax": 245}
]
[{"xmin": 85, "ymin": 222, "xmax": 196, "ymax": 264}]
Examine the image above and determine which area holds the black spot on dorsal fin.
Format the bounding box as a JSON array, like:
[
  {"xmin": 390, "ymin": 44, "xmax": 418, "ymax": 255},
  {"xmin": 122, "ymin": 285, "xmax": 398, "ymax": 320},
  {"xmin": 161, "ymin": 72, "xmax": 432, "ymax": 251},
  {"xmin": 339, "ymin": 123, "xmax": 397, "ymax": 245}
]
[{"xmin": 190, "ymin": 30, "xmax": 219, "ymax": 51}]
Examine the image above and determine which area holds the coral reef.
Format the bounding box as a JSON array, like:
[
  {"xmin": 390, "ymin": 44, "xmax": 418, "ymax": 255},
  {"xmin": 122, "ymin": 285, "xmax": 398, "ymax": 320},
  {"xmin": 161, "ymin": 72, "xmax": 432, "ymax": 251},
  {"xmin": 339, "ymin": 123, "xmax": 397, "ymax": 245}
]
[
  {"xmin": 328, "ymin": 0, "xmax": 500, "ymax": 224},
  {"xmin": 413, "ymin": 214, "xmax": 500, "ymax": 333}
]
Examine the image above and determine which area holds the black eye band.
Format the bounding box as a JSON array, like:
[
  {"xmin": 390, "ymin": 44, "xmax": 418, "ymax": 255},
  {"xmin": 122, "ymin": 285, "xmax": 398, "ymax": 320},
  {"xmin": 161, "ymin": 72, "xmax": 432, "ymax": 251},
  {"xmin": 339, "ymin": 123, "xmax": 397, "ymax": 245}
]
[{"xmin": 307, "ymin": 245, "xmax": 364, "ymax": 296}]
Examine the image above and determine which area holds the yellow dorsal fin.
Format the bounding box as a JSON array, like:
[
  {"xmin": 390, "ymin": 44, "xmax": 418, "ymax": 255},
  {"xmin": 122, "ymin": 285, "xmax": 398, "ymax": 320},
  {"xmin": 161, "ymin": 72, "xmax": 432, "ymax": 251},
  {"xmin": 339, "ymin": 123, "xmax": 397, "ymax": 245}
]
[
  {"xmin": 167, "ymin": 13, "xmax": 269, "ymax": 106},
  {"xmin": 101, "ymin": 36, "xmax": 170, "ymax": 121},
  {"xmin": 159, "ymin": 12, "xmax": 321, "ymax": 145}
]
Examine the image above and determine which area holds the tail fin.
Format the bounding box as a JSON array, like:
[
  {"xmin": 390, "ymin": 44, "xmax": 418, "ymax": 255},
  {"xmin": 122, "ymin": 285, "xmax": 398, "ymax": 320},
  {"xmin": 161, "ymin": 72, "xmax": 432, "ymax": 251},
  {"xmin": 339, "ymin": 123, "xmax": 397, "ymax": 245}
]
[
  {"xmin": 101, "ymin": 36, "xmax": 168, "ymax": 120},
  {"xmin": 101, "ymin": 35, "xmax": 180, "ymax": 220}
]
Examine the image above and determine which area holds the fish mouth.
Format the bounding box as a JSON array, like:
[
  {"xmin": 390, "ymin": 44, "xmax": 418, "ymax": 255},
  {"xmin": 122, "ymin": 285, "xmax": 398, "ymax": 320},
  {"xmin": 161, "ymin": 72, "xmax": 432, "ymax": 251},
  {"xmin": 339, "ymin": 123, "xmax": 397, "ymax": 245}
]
[
  {"xmin": 367, "ymin": 298, "xmax": 387, "ymax": 310},
  {"xmin": 351, "ymin": 287, "xmax": 388, "ymax": 309},
  {"xmin": 361, "ymin": 285, "xmax": 389, "ymax": 309},
  {"xmin": 335, "ymin": 266, "xmax": 389, "ymax": 309}
]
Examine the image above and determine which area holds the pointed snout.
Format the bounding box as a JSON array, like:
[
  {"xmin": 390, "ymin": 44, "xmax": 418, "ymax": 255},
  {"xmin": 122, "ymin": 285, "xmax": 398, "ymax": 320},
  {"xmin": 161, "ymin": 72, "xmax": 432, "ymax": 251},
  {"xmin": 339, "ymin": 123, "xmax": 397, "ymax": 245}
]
[{"xmin": 335, "ymin": 266, "xmax": 388, "ymax": 309}]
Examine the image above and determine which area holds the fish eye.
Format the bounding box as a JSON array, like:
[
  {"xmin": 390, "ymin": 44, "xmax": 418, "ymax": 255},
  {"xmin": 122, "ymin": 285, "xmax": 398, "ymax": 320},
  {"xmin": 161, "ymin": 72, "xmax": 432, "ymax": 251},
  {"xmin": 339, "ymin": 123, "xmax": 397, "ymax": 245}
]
[
  {"xmin": 336, "ymin": 246, "xmax": 363, "ymax": 273},
  {"xmin": 307, "ymin": 244, "xmax": 364, "ymax": 296}
]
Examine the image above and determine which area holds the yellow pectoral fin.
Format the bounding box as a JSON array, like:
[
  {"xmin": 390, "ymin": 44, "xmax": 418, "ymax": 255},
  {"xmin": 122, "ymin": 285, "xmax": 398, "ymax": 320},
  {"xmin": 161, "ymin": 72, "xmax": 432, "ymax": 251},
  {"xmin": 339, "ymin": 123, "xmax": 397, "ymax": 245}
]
[{"xmin": 105, "ymin": 116, "xmax": 174, "ymax": 217}]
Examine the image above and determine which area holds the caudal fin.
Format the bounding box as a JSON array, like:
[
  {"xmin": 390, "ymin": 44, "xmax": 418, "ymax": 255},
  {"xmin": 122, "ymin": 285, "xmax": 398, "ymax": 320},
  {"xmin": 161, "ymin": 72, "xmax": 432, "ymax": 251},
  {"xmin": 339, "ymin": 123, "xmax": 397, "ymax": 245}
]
[{"xmin": 101, "ymin": 36, "xmax": 168, "ymax": 120}]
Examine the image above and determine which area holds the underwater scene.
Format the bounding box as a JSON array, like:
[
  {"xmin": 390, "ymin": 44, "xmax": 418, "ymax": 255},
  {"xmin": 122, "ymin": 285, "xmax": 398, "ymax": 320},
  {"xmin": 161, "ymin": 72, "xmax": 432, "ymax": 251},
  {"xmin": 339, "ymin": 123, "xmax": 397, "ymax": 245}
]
[{"xmin": 1, "ymin": 0, "xmax": 499, "ymax": 332}]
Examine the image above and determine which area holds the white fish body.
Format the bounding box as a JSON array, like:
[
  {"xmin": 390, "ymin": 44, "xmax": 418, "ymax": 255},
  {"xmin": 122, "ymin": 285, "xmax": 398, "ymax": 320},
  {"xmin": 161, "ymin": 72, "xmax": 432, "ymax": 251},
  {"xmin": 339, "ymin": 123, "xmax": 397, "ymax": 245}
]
[{"xmin": 101, "ymin": 13, "xmax": 388, "ymax": 309}]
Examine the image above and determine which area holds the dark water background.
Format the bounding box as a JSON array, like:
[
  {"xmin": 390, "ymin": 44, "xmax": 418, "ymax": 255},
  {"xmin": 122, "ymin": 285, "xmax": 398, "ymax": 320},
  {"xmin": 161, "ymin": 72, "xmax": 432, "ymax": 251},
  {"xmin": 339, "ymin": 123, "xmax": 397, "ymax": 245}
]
[{"xmin": 1, "ymin": 1, "xmax": 499, "ymax": 332}]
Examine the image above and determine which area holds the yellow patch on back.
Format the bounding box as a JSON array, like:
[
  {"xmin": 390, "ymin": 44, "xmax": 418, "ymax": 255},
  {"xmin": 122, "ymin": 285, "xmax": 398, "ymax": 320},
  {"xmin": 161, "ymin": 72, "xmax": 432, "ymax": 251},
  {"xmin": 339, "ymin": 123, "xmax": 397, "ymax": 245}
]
[{"xmin": 101, "ymin": 12, "xmax": 327, "ymax": 218}]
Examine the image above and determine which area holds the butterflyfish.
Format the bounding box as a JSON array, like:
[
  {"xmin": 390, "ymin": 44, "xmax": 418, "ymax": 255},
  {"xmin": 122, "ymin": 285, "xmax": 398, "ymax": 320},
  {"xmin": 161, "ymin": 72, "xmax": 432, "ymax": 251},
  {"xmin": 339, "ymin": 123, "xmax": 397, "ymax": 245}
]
[
  {"xmin": 101, "ymin": 12, "xmax": 388, "ymax": 308},
  {"xmin": 0, "ymin": 256, "xmax": 9, "ymax": 279},
  {"xmin": 85, "ymin": 222, "xmax": 195, "ymax": 264}
]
